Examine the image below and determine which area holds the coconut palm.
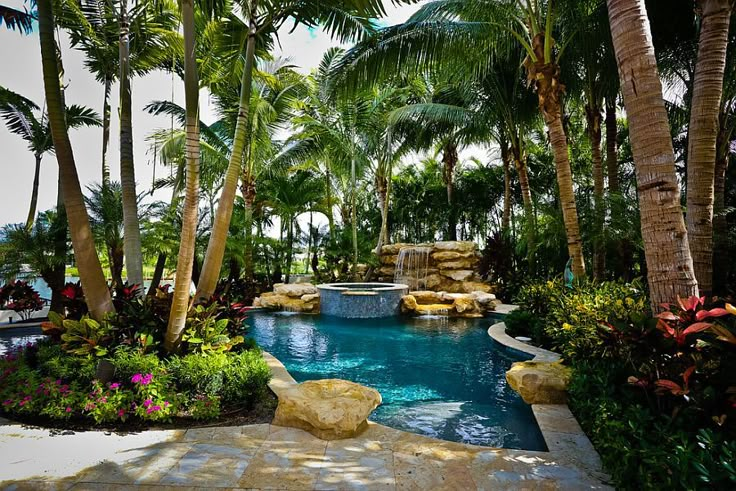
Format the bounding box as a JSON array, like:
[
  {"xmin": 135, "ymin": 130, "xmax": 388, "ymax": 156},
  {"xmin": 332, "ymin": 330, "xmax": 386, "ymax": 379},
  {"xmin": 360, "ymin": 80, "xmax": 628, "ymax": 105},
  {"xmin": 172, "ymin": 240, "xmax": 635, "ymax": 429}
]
[
  {"xmin": 194, "ymin": 0, "xmax": 406, "ymax": 301},
  {"xmin": 685, "ymin": 0, "xmax": 734, "ymax": 296},
  {"xmin": 0, "ymin": 2, "xmax": 34, "ymax": 33},
  {"xmin": 36, "ymin": 0, "xmax": 114, "ymax": 320},
  {"xmin": 606, "ymin": 0, "xmax": 699, "ymax": 309},
  {"xmin": 334, "ymin": 0, "xmax": 587, "ymax": 277},
  {"xmin": 0, "ymin": 87, "xmax": 101, "ymax": 229}
]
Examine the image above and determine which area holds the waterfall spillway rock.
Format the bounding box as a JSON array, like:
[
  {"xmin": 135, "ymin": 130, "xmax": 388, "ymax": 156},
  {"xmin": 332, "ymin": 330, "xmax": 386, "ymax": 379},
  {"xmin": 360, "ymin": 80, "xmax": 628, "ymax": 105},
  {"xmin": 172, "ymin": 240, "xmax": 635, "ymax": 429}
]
[{"xmin": 394, "ymin": 246, "xmax": 432, "ymax": 290}]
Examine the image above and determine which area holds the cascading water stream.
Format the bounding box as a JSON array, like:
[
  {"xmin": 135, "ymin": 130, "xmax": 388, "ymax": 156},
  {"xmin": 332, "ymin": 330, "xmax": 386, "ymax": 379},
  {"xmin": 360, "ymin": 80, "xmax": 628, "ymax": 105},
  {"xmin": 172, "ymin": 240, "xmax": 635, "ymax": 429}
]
[{"xmin": 394, "ymin": 246, "xmax": 432, "ymax": 290}]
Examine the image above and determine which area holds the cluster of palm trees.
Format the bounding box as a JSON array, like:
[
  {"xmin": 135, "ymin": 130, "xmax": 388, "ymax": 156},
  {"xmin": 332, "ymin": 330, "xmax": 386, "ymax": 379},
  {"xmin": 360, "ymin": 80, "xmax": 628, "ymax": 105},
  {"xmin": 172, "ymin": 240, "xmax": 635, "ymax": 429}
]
[{"xmin": 1, "ymin": 0, "xmax": 734, "ymax": 345}]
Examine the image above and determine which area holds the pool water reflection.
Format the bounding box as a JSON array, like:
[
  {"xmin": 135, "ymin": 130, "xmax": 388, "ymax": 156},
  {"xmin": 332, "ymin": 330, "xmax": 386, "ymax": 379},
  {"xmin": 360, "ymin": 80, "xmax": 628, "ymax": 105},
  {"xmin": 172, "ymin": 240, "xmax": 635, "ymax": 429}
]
[{"xmin": 247, "ymin": 312, "xmax": 546, "ymax": 451}]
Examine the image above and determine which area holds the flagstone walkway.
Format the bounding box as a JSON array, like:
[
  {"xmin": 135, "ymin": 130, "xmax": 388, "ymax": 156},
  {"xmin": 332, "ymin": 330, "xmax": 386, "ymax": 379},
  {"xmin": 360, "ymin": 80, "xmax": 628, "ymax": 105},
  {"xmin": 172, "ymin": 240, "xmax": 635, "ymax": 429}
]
[{"xmin": 0, "ymin": 415, "xmax": 610, "ymax": 490}]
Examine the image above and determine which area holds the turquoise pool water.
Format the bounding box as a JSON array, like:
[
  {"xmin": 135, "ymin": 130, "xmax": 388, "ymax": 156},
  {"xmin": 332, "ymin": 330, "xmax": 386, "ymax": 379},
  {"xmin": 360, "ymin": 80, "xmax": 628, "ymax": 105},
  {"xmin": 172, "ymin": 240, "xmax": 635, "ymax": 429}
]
[{"xmin": 247, "ymin": 312, "xmax": 547, "ymax": 451}]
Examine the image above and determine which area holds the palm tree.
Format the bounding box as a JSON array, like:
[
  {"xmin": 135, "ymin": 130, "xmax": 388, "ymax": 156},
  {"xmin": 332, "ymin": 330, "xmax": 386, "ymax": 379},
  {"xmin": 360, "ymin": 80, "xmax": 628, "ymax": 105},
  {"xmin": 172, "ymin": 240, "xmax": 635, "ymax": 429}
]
[
  {"xmin": 685, "ymin": 0, "xmax": 733, "ymax": 296},
  {"xmin": 0, "ymin": 87, "xmax": 101, "ymax": 229},
  {"xmin": 164, "ymin": 0, "xmax": 202, "ymax": 353},
  {"xmin": 195, "ymin": 0, "xmax": 401, "ymax": 300},
  {"xmin": 606, "ymin": 0, "xmax": 699, "ymax": 309},
  {"xmin": 0, "ymin": 3, "xmax": 34, "ymax": 33},
  {"xmin": 36, "ymin": 0, "xmax": 114, "ymax": 320},
  {"xmin": 335, "ymin": 0, "xmax": 587, "ymax": 277}
]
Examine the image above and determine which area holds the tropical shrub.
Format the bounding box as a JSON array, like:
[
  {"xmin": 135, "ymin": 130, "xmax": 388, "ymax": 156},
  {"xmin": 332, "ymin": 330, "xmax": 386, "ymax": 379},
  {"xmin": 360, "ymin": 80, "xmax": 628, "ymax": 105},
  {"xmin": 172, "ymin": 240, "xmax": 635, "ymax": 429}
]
[
  {"xmin": 182, "ymin": 303, "xmax": 245, "ymax": 354},
  {"xmin": 109, "ymin": 348, "xmax": 162, "ymax": 382},
  {"xmin": 514, "ymin": 278, "xmax": 648, "ymax": 360},
  {"xmin": 219, "ymin": 349, "xmax": 271, "ymax": 405},
  {"xmin": 0, "ymin": 280, "xmax": 44, "ymax": 320}
]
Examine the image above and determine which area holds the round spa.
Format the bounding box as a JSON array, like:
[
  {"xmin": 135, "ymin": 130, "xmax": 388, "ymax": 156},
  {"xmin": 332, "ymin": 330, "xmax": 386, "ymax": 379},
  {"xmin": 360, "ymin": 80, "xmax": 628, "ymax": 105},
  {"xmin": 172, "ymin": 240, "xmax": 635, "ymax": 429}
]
[{"xmin": 317, "ymin": 283, "xmax": 409, "ymax": 318}]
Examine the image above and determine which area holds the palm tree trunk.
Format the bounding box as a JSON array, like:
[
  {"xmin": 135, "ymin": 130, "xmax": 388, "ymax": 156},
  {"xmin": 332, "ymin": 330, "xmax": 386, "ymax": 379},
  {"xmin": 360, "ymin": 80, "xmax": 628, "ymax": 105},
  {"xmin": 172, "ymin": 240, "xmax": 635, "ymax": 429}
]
[
  {"xmin": 442, "ymin": 141, "xmax": 458, "ymax": 241},
  {"xmin": 118, "ymin": 0, "xmax": 143, "ymax": 290},
  {"xmin": 511, "ymin": 140, "xmax": 536, "ymax": 274},
  {"xmin": 147, "ymin": 253, "xmax": 166, "ymax": 296},
  {"xmin": 50, "ymin": 178, "xmax": 67, "ymax": 314},
  {"xmin": 37, "ymin": 0, "xmax": 113, "ymax": 320},
  {"xmin": 25, "ymin": 154, "xmax": 42, "ymax": 229},
  {"xmin": 607, "ymin": 0, "xmax": 699, "ymax": 310},
  {"xmin": 605, "ymin": 98, "xmax": 619, "ymax": 194},
  {"xmin": 586, "ymin": 104, "xmax": 605, "ymax": 280},
  {"xmin": 305, "ymin": 211, "xmax": 312, "ymax": 274},
  {"xmin": 242, "ymin": 190, "xmax": 255, "ymax": 280},
  {"xmin": 325, "ymin": 167, "xmax": 335, "ymax": 242},
  {"xmin": 685, "ymin": 0, "xmax": 732, "ymax": 297},
  {"xmin": 165, "ymin": 0, "xmax": 200, "ymax": 352},
  {"xmin": 286, "ymin": 216, "xmax": 294, "ymax": 283},
  {"xmin": 374, "ymin": 167, "xmax": 391, "ymax": 254},
  {"xmin": 713, "ymin": 116, "xmax": 732, "ymax": 293},
  {"xmin": 500, "ymin": 138, "xmax": 511, "ymax": 233},
  {"xmin": 101, "ymin": 76, "xmax": 111, "ymax": 187},
  {"xmin": 351, "ymin": 154, "xmax": 358, "ymax": 278},
  {"xmin": 196, "ymin": 6, "xmax": 257, "ymax": 301},
  {"xmin": 547, "ymin": 113, "xmax": 586, "ymax": 278}
]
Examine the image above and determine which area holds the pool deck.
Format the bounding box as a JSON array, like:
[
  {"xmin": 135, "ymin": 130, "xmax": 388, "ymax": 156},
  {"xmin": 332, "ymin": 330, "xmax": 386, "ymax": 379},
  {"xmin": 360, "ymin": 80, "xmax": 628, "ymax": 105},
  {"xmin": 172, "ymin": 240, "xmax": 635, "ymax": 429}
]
[{"xmin": 0, "ymin": 316, "xmax": 611, "ymax": 490}]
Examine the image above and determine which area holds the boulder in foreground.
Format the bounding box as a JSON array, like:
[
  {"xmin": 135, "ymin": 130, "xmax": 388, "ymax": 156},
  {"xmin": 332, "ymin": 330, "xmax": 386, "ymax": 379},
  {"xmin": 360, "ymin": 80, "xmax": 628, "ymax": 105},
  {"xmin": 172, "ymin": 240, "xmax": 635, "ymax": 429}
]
[{"xmin": 272, "ymin": 379, "xmax": 382, "ymax": 440}]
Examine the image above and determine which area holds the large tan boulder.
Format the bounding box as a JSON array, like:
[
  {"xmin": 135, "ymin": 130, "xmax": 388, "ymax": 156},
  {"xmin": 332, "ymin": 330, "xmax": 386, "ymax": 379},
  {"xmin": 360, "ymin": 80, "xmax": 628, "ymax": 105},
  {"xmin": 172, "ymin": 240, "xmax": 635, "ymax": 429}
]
[
  {"xmin": 381, "ymin": 254, "xmax": 399, "ymax": 265},
  {"xmin": 272, "ymin": 379, "xmax": 382, "ymax": 440},
  {"xmin": 469, "ymin": 291, "xmax": 496, "ymax": 306},
  {"xmin": 440, "ymin": 269, "xmax": 475, "ymax": 282},
  {"xmin": 431, "ymin": 251, "xmax": 474, "ymax": 262},
  {"xmin": 378, "ymin": 266, "xmax": 396, "ymax": 277},
  {"xmin": 410, "ymin": 290, "xmax": 443, "ymax": 304},
  {"xmin": 381, "ymin": 243, "xmax": 411, "ymax": 255},
  {"xmin": 434, "ymin": 241, "xmax": 476, "ymax": 253},
  {"xmin": 462, "ymin": 281, "xmax": 493, "ymax": 294},
  {"xmin": 436, "ymin": 258, "xmax": 477, "ymax": 270},
  {"xmin": 273, "ymin": 283, "xmax": 318, "ymax": 297},
  {"xmin": 401, "ymin": 295, "xmax": 418, "ymax": 313},
  {"xmin": 452, "ymin": 296, "xmax": 478, "ymax": 314},
  {"xmin": 506, "ymin": 361, "xmax": 572, "ymax": 404},
  {"xmin": 259, "ymin": 292, "xmax": 319, "ymax": 312}
]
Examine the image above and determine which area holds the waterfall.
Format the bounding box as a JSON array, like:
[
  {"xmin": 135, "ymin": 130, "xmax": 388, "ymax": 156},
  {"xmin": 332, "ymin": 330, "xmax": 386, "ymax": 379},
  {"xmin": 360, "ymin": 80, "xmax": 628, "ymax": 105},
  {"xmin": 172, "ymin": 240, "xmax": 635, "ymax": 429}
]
[{"xmin": 394, "ymin": 246, "xmax": 432, "ymax": 290}]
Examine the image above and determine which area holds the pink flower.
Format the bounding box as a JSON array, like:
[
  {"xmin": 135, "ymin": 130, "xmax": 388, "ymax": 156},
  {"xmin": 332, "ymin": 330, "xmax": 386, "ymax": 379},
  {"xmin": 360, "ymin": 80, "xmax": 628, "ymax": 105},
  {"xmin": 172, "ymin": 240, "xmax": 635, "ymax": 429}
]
[
  {"xmin": 131, "ymin": 373, "xmax": 143, "ymax": 384},
  {"xmin": 65, "ymin": 407, "xmax": 72, "ymax": 413},
  {"xmin": 2, "ymin": 400, "xmax": 12, "ymax": 406},
  {"xmin": 140, "ymin": 374, "xmax": 153, "ymax": 386},
  {"xmin": 146, "ymin": 405, "xmax": 161, "ymax": 414},
  {"xmin": 164, "ymin": 401, "xmax": 169, "ymax": 407},
  {"xmin": 117, "ymin": 409, "xmax": 125, "ymax": 417},
  {"xmin": 143, "ymin": 399, "xmax": 152, "ymax": 408},
  {"xmin": 109, "ymin": 383, "xmax": 120, "ymax": 390}
]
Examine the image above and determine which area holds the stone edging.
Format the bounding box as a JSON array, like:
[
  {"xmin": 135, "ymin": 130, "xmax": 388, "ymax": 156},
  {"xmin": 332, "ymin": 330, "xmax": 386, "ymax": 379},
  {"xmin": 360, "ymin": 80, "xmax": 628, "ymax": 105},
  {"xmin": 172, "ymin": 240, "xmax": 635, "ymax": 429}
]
[
  {"xmin": 487, "ymin": 321, "xmax": 610, "ymax": 484},
  {"xmin": 263, "ymin": 345, "xmax": 610, "ymax": 485},
  {"xmin": 488, "ymin": 321, "xmax": 560, "ymax": 362}
]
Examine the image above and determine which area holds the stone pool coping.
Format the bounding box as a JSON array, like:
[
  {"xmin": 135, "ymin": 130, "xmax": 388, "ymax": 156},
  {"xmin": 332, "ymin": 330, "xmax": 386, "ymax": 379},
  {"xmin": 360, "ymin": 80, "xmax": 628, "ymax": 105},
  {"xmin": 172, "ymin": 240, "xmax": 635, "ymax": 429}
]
[
  {"xmin": 264, "ymin": 348, "xmax": 610, "ymax": 488},
  {"xmin": 488, "ymin": 320, "xmax": 609, "ymax": 485}
]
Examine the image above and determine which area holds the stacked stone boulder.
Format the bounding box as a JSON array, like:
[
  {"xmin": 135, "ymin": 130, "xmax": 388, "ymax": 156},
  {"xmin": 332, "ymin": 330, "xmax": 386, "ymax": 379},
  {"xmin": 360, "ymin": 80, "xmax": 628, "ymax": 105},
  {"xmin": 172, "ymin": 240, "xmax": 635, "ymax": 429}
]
[
  {"xmin": 400, "ymin": 290, "xmax": 499, "ymax": 318},
  {"xmin": 378, "ymin": 241, "xmax": 492, "ymax": 294},
  {"xmin": 253, "ymin": 283, "xmax": 320, "ymax": 313}
]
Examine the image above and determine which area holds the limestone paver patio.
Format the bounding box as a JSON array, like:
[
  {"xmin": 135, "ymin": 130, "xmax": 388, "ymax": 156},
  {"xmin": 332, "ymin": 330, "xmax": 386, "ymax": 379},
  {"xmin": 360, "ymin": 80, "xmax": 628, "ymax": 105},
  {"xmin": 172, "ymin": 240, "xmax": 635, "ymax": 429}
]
[{"xmin": 0, "ymin": 415, "xmax": 610, "ymax": 490}]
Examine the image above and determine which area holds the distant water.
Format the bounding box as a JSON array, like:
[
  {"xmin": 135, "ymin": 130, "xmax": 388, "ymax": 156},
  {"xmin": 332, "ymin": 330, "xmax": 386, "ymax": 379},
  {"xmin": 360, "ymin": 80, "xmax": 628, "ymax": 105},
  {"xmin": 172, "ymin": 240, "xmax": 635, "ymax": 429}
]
[{"xmin": 248, "ymin": 312, "xmax": 547, "ymax": 451}]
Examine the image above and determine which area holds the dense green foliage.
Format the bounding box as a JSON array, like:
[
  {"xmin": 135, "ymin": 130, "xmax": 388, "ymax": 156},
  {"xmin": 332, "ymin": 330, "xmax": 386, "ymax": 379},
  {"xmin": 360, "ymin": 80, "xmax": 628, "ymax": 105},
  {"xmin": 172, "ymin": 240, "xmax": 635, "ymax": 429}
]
[{"xmin": 511, "ymin": 280, "xmax": 736, "ymax": 488}]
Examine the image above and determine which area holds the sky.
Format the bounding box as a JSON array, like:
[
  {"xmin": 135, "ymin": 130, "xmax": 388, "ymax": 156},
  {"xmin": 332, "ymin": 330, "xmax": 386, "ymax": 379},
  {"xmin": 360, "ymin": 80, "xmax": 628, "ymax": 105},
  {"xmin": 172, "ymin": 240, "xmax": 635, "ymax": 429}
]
[{"xmin": 0, "ymin": 1, "xmax": 428, "ymax": 227}]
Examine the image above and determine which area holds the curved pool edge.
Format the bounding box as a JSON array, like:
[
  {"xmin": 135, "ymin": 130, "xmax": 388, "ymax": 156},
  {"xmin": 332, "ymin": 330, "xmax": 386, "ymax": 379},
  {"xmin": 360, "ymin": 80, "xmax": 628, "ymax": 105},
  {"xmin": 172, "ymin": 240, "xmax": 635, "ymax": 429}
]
[{"xmin": 487, "ymin": 321, "xmax": 610, "ymax": 484}]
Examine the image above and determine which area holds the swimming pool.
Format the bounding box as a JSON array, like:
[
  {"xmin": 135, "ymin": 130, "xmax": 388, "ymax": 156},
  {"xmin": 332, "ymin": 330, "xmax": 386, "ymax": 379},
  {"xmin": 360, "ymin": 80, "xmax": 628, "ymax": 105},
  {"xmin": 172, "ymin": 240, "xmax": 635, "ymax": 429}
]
[{"xmin": 247, "ymin": 312, "xmax": 546, "ymax": 451}]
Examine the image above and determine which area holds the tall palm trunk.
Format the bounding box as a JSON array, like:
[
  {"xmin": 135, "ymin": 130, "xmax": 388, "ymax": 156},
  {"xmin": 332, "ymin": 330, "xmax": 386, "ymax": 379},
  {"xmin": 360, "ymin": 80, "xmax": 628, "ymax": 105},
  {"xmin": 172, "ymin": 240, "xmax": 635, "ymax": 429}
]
[
  {"xmin": 500, "ymin": 138, "xmax": 511, "ymax": 233},
  {"xmin": 586, "ymin": 104, "xmax": 605, "ymax": 280},
  {"xmin": 713, "ymin": 114, "xmax": 733, "ymax": 293},
  {"xmin": 442, "ymin": 141, "xmax": 458, "ymax": 241},
  {"xmin": 196, "ymin": 5, "xmax": 257, "ymax": 301},
  {"xmin": 147, "ymin": 253, "xmax": 166, "ymax": 296},
  {"xmin": 165, "ymin": 0, "xmax": 200, "ymax": 352},
  {"xmin": 374, "ymin": 166, "xmax": 391, "ymax": 254},
  {"xmin": 605, "ymin": 98, "xmax": 619, "ymax": 194},
  {"xmin": 607, "ymin": 0, "xmax": 699, "ymax": 310},
  {"xmin": 119, "ymin": 0, "xmax": 143, "ymax": 289},
  {"xmin": 351, "ymin": 153, "xmax": 358, "ymax": 278},
  {"xmin": 37, "ymin": 0, "xmax": 113, "ymax": 320},
  {"xmin": 242, "ymin": 182, "xmax": 256, "ymax": 280},
  {"xmin": 525, "ymin": 33, "xmax": 585, "ymax": 277},
  {"xmin": 25, "ymin": 153, "xmax": 42, "ymax": 229},
  {"xmin": 285, "ymin": 216, "xmax": 294, "ymax": 283},
  {"xmin": 49, "ymin": 178, "xmax": 67, "ymax": 314},
  {"xmin": 101, "ymin": 76, "xmax": 112, "ymax": 186},
  {"xmin": 685, "ymin": 0, "xmax": 733, "ymax": 296},
  {"xmin": 511, "ymin": 137, "xmax": 536, "ymax": 272}
]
